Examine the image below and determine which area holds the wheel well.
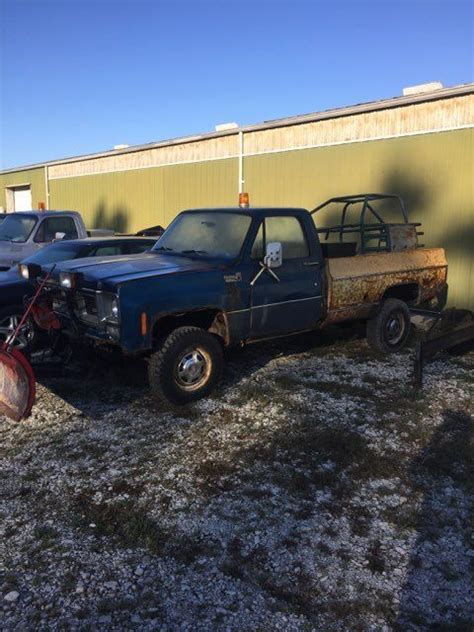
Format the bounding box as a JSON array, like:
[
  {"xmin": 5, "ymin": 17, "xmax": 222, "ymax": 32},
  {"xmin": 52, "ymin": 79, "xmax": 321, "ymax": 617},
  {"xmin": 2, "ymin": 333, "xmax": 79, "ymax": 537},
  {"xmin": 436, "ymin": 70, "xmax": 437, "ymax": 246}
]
[
  {"xmin": 152, "ymin": 309, "xmax": 228, "ymax": 345},
  {"xmin": 382, "ymin": 283, "xmax": 419, "ymax": 304}
]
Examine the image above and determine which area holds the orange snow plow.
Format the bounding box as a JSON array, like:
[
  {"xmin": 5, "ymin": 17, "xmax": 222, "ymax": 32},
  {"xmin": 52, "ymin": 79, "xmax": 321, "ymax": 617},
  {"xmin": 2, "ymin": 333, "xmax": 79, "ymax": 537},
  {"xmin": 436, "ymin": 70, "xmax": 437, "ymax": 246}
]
[
  {"xmin": 0, "ymin": 345, "xmax": 35, "ymax": 421},
  {"xmin": 0, "ymin": 265, "xmax": 55, "ymax": 421}
]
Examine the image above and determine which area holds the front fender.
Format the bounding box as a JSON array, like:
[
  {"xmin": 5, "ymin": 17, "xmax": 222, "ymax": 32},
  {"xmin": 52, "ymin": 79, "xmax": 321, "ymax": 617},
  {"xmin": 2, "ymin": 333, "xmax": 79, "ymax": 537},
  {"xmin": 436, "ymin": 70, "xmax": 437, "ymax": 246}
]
[{"xmin": 116, "ymin": 269, "xmax": 235, "ymax": 353}]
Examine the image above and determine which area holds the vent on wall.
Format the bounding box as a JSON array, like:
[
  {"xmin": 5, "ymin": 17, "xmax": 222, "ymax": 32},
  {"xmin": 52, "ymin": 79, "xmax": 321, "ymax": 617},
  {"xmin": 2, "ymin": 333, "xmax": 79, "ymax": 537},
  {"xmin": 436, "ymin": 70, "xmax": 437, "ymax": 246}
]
[
  {"xmin": 215, "ymin": 122, "xmax": 238, "ymax": 132},
  {"xmin": 403, "ymin": 82, "xmax": 444, "ymax": 96}
]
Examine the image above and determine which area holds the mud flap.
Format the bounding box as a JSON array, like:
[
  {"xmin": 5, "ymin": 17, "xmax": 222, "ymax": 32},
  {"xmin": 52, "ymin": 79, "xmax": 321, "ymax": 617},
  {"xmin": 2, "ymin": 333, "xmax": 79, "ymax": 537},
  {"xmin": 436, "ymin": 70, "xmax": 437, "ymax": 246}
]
[{"xmin": 0, "ymin": 346, "xmax": 36, "ymax": 421}]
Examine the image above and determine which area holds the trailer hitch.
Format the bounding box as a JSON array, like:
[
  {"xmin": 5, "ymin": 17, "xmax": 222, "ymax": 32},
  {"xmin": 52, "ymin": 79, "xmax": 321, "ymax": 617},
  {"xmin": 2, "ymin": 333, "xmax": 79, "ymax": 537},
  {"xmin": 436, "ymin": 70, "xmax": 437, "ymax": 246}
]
[{"xmin": 413, "ymin": 308, "xmax": 474, "ymax": 387}]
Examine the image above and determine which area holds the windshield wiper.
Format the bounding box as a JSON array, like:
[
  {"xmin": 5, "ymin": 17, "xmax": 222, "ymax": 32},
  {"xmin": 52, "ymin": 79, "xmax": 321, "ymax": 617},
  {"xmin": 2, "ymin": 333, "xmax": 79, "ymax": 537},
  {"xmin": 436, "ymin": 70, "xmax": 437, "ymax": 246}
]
[
  {"xmin": 180, "ymin": 249, "xmax": 208, "ymax": 255},
  {"xmin": 154, "ymin": 246, "xmax": 174, "ymax": 251}
]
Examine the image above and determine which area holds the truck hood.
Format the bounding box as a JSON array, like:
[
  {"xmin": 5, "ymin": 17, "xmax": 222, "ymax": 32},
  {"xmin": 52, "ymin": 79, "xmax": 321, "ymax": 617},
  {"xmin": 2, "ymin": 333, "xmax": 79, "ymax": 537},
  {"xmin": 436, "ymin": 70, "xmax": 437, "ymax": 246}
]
[
  {"xmin": 44, "ymin": 252, "xmax": 218, "ymax": 289},
  {"xmin": 0, "ymin": 269, "xmax": 21, "ymax": 285}
]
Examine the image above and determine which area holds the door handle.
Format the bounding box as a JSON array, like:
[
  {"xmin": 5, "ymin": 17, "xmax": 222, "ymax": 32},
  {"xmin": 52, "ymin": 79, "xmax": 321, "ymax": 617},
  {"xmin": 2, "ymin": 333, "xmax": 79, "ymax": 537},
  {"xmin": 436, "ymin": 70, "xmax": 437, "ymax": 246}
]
[{"xmin": 303, "ymin": 261, "xmax": 320, "ymax": 267}]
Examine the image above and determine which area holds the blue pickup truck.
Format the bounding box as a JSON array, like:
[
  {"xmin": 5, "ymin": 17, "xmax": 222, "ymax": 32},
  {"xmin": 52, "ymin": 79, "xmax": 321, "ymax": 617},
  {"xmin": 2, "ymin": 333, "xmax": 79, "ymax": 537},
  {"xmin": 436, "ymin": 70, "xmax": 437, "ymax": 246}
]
[{"xmin": 36, "ymin": 195, "xmax": 447, "ymax": 403}]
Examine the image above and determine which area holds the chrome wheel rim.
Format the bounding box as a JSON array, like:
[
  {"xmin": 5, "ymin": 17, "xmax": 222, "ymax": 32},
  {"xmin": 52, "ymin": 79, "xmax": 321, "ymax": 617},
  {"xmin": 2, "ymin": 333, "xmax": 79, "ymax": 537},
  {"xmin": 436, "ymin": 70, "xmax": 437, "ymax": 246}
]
[
  {"xmin": 385, "ymin": 312, "xmax": 405, "ymax": 345},
  {"xmin": 0, "ymin": 313, "xmax": 34, "ymax": 350},
  {"xmin": 175, "ymin": 347, "xmax": 212, "ymax": 391}
]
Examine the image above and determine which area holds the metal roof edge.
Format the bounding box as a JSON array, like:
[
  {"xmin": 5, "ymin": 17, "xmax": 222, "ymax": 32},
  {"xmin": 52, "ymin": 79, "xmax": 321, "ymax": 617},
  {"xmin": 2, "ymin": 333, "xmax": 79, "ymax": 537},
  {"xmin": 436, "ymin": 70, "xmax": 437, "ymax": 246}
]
[{"xmin": 1, "ymin": 82, "xmax": 473, "ymax": 175}]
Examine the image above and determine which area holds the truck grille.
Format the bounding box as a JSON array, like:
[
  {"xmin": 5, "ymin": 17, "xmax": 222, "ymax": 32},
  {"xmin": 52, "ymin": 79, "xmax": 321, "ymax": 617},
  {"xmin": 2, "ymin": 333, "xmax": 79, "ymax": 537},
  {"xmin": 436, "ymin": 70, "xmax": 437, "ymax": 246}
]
[
  {"xmin": 75, "ymin": 292, "xmax": 99, "ymax": 324},
  {"xmin": 83, "ymin": 295, "xmax": 97, "ymax": 316}
]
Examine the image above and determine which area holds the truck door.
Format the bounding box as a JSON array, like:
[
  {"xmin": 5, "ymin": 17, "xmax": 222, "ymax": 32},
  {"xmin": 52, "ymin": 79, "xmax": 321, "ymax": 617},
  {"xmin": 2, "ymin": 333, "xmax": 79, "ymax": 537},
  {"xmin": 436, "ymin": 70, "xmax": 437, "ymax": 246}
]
[{"xmin": 249, "ymin": 215, "xmax": 322, "ymax": 339}]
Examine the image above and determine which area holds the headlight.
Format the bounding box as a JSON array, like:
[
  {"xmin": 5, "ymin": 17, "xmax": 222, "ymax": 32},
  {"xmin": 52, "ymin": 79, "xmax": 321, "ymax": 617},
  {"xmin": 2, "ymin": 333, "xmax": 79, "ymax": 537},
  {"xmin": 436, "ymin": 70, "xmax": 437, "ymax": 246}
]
[
  {"xmin": 59, "ymin": 272, "xmax": 74, "ymax": 289},
  {"xmin": 18, "ymin": 263, "xmax": 42, "ymax": 280},
  {"xmin": 98, "ymin": 293, "xmax": 120, "ymax": 323},
  {"xmin": 111, "ymin": 298, "xmax": 119, "ymax": 319}
]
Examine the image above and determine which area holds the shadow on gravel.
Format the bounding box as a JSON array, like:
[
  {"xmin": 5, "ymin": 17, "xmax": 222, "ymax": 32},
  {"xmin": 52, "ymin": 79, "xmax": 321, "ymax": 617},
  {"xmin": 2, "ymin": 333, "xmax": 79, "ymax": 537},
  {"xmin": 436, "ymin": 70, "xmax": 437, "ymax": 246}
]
[
  {"xmin": 395, "ymin": 409, "xmax": 474, "ymax": 631},
  {"xmin": 32, "ymin": 322, "xmax": 368, "ymax": 417},
  {"xmin": 223, "ymin": 321, "xmax": 368, "ymax": 386},
  {"xmin": 33, "ymin": 350, "xmax": 152, "ymax": 417}
]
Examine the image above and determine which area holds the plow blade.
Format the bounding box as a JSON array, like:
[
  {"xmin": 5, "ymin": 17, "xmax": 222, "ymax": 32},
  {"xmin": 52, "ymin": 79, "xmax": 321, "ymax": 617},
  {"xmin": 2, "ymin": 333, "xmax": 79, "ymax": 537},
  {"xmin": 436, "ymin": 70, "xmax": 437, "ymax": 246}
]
[{"xmin": 0, "ymin": 346, "xmax": 36, "ymax": 421}]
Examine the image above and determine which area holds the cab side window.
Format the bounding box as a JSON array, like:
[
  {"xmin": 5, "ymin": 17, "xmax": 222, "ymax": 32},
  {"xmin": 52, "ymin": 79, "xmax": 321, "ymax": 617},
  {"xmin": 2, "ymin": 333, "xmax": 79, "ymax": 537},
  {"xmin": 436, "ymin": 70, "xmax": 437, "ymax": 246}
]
[
  {"xmin": 251, "ymin": 216, "xmax": 309, "ymax": 260},
  {"xmin": 127, "ymin": 242, "xmax": 153, "ymax": 254},
  {"xmin": 92, "ymin": 245, "xmax": 123, "ymax": 257},
  {"xmin": 35, "ymin": 217, "xmax": 78, "ymax": 243}
]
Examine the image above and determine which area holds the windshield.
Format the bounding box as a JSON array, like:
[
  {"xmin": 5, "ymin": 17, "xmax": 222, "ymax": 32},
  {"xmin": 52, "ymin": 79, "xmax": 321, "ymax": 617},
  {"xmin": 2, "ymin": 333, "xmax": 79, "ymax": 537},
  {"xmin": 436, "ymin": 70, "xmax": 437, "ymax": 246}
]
[
  {"xmin": 0, "ymin": 214, "xmax": 37, "ymax": 243},
  {"xmin": 153, "ymin": 212, "xmax": 251, "ymax": 259},
  {"xmin": 21, "ymin": 242, "xmax": 84, "ymax": 266}
]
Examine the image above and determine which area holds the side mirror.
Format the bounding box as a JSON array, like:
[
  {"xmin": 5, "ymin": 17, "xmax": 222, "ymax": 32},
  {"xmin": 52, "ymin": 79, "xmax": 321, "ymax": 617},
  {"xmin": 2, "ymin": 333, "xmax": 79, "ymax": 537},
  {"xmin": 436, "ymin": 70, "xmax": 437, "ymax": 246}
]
[
  {"xmin": 264, "ymin": 241, "xmax": 282, "ymax": 268},
  {"xmin": 54, "ymin": 232, "xmax": 66, "ymax": 241}
]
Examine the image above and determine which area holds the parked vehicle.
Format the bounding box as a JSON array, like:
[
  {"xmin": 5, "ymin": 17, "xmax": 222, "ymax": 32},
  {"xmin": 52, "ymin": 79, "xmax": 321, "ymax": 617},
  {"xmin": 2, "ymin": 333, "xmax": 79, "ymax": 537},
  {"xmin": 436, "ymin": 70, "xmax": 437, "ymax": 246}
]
[
  {"xmin": 135, "ymin": 224, "xmax": 165, "ymax": 237},
  {"xmin": 36, "ymin": 194, "xmax": 448, "ymax": 404},
  {"xmin": 0, "ymin": 236, "xmax": 156, "ymax": 350},
  {"xmin": 0, "ymin": 210, "xmax": 115, "ymax": 271}
]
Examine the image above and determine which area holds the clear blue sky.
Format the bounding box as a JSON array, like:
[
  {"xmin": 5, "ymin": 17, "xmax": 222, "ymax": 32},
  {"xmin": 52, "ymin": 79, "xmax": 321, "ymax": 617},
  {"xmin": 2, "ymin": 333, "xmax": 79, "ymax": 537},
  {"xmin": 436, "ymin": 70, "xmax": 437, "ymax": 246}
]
[{"xmin": 0, "ymin": 0, "xmax": 472, "ymax": 169}]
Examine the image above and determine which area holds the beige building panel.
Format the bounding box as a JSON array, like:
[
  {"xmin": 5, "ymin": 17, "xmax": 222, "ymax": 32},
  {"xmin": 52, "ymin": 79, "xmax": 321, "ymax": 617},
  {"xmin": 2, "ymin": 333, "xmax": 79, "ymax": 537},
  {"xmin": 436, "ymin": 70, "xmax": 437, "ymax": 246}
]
[
  {"xmin": 244, "ymin": 95, "xmax": 473, "ymax": 155},
  {"xmin": 49, "ymin": 135, "xmax": 239, "ymax": 179},
  {"xmin": 48, "ymin": 94, "xmax": 473, "ymax": 181}
]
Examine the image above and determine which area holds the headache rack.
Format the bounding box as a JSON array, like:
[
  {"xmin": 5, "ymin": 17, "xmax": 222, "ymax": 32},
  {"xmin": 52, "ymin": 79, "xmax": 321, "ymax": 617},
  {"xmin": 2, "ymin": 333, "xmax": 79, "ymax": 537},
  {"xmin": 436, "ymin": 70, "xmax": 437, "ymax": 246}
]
[{"xmin": 310, "ymin": 193, "xmax": 424, "ymax": 256}]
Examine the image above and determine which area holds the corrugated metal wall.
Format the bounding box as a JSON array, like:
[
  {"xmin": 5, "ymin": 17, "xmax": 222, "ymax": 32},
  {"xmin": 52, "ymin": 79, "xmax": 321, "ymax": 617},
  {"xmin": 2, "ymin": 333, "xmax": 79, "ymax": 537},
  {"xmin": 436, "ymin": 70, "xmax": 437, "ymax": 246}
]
[
  {"xmin": 0, "ymin": 167, "xmax": 46, "ymax": 210},
  {"xmin": 49, "ymin": 158, "xmax": 238, "ymax": 232},
  {"xmin": 245, "ymin": 128, "xmax": 473, "ymax": 310}
]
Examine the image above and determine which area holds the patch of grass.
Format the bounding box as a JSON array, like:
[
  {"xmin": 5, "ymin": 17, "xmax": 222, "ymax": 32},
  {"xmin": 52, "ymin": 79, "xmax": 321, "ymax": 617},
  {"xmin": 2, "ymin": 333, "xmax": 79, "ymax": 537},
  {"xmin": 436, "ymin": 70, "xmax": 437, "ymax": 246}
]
[
  {"xmin": 383, "ymin": 504, "xmax": 420, "ymax": 531},
  {"xmin": 78, "ymin": 440, "xmax": 108, "ymax": 459},
  {"xmin": 61, "ymin": 570, "xmax": 77, "ymax": 593},
  {"xmin": 167, "ymin": 534, "xmax": 218, "ymax": 564},
  {"xmin": 72, "ymin": 493, "xmax": 169, "ymax": 555},
  {"xmin": 416, "ymin": 409, "xmax": 473, "ymax": 489},
  {"xmin": 259, "ymin": 570, "xmax": 319, "ymax": 619},
  {"xmin": 1, "ymin": 571, "xmax": 19, "ymax": 592},
  {"xmin": 306, "ymin": 380, "xmax": 374, "ymax": 400},
  {"xmin": 33, "ymin": 524, "xmax": 58, "ymax": 548},
  {"xmin": 366, "ymin": 539, "xmax": 386, "ymax": 573},
  {"xmin": 439, "ymin": 560, "xmax": 462, "ymax": 582}
]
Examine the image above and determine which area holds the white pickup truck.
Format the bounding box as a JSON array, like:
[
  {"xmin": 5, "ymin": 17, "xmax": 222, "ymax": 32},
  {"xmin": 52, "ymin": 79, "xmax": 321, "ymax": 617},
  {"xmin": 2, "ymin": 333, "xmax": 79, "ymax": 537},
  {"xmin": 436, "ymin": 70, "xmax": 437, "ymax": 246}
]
[{"xmin": 0, "ymin": 210, "xmax": 112, "ymax": 271}]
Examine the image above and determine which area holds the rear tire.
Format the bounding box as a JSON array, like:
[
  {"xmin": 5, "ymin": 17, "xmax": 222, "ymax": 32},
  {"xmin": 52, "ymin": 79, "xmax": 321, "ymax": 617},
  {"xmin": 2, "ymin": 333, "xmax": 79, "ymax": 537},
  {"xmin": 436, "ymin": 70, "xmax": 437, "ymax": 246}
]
[
  {"xmin": 366, "ymin": 299, "xmax": 411, "ymax": 354},
  {"xmin": 148, "ymin": 326, "xmax": 223, "ymax": 404}
]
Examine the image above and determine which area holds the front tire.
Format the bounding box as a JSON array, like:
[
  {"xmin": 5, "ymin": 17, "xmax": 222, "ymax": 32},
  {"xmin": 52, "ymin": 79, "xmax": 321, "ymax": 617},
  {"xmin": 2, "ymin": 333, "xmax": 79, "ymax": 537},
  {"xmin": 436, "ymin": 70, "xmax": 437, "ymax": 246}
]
[
  {"xmin": 148, "ymin": 326, "xmax": 224, "ymax": 404},
  {"xmin": 0, "ymin": 305, "xmax": 35, "ymax": 353},
  {"xmin": 366, "ymin": 298, "xmax": 411, "ymax": 354}
]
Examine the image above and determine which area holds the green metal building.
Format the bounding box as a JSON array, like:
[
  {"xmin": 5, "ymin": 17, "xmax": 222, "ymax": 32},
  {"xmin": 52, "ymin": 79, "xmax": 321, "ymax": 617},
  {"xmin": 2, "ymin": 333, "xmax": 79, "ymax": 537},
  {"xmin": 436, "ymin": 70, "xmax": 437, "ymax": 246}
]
[{"xmin": 1, "ymin": 83, "xmax": 473, "ymax": 308}]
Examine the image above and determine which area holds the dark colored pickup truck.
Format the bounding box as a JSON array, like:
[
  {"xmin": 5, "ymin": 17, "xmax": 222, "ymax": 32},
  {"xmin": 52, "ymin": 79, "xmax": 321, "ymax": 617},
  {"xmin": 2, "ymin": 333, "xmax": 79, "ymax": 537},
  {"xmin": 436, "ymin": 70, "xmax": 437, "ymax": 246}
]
[{"xmin": 38, "ymin": 194, "xmax": 447, "ymax": 403}]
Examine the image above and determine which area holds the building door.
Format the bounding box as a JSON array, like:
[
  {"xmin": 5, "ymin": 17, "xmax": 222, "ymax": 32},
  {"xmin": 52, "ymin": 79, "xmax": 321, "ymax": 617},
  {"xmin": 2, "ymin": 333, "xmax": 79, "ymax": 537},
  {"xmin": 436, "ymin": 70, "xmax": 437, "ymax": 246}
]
[
  {"xmin": 6, "ymin": 185, "xmax": 32, "ymax": 212},
  {"xmin": 13, "ymin": 186, "xmax": 32, "ymax": 211}
]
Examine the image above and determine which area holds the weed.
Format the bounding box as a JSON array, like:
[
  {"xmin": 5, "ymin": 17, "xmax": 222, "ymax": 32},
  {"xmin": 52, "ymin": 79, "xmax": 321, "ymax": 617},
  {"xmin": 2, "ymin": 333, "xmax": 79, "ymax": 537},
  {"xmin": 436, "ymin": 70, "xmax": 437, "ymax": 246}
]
[{"xmin": 72, "ymin": 494, "xmax": 169, "ymax": 555}]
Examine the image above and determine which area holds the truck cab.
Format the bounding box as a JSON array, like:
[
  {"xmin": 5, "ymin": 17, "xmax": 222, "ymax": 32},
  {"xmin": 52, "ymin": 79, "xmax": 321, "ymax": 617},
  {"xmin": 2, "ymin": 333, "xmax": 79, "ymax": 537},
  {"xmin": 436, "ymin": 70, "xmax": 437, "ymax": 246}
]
[{"xmin": 0, "ymin": 211, "xmax": 87, "ymax": 271}]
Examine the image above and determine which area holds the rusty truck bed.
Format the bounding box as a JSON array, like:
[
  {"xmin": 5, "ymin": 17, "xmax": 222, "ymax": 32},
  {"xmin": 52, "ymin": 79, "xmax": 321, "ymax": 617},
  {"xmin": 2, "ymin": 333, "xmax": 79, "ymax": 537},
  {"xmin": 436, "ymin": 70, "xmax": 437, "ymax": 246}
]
[{"xmin": 323, "ymin": 247, "xmax": 448, "ymax": 324}]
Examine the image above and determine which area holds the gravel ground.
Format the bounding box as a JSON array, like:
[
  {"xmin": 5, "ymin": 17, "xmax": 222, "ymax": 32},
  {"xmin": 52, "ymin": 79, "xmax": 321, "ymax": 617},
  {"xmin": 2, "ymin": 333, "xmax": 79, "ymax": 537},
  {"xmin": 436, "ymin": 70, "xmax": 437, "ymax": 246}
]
[{"xmin": 1, "ymin": 325, "xmax": 473, "ymax": 631}]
